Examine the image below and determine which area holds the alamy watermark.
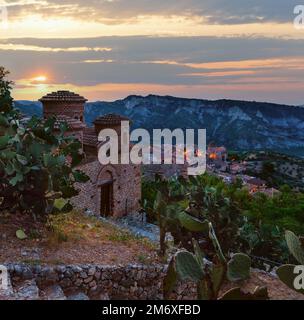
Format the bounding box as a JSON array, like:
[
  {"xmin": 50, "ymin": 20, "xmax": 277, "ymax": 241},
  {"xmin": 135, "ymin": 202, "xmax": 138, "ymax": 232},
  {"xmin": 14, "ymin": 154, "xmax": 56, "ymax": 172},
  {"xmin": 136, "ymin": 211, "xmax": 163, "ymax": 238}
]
[
  {"xmin": 293, "ymin": 265, "xmax": 304, "ymax": 290},
  {"xmin": 294, "ymin": 5, "xmax": 304, "ymax": 29},
  {"xmin": 0, "ymin": 265, "xmax": 8, "ymax": 291},
  {"xmin": 97, "ymin": 122, "xmax": 206, "ymax": 176}
]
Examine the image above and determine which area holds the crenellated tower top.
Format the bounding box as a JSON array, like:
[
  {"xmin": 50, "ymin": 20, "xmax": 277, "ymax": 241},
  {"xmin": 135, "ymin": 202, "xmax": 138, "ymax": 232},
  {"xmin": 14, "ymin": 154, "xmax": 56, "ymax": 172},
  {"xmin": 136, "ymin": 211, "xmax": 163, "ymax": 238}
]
[{"xmin": 39, "ymin": 90, "xmax": 87, "ymax": 122}]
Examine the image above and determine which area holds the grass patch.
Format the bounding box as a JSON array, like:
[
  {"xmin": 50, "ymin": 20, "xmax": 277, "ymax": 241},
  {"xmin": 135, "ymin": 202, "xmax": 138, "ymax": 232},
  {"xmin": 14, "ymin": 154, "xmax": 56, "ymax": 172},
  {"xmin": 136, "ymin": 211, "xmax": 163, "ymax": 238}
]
[
  {"xmin": 137, "ymin": 254, "xmax": 149, "ymax": 264},
  {"xmin": 46, "ymin": 210, "xmax": 156, "ymax": 248},
  {"xmin": 46, "ymin": 210, "xmax": 106, "ymax": 245},
  {"xmin": 0, "ymin": 210, "xmax": 159, "ymax": 266},
  {"xmin": 107, "ymin": 230, "xmax": 138, "ymax": 243}
]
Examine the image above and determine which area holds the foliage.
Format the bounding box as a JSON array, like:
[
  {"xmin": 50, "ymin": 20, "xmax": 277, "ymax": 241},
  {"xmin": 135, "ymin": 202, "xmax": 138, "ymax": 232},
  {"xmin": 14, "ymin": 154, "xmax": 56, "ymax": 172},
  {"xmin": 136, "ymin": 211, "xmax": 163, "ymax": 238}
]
[
  {"xmin": 260, "ymin": 161, "xmax": 275, "ymax": 181},
  {"xmin": 0, "ymin": 67, "xmax": 89, "ymax": 216},
  {"xmin": 143, "ymin": 175, "xmax": 244, "ymax": 256},
  {"xmin": 164, "ymin": 222, "xmax": 269, "ymax": 300},
  {"xmin": 276, "ymin": 231, "xmax": 304, "ymax": 295},
  {"xmin": 186, "ymin": 175, "xmax": 244, "ymax": 253},
  {"xmin": 241, "ymin": 150, "xmax": 304, "ymax": 191},
  {"xmin": 143, "ymin": 173, "xmax": 304, "ymax": 264},
  {"xmin": 0, "ymin": 67, "xmax": 13, "ymax": 114},
  {"xmin": 16, "ymin": 229, "xmax": 27, "ymax": 240}
]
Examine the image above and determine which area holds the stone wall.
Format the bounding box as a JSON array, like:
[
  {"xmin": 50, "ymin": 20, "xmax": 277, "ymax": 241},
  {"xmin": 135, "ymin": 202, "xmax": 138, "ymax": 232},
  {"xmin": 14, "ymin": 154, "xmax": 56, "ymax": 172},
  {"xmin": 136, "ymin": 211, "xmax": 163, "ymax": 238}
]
[
  {"xmin": 43, "ymin": 101, "xmax": 85, "ymax": 122},
  {"xmin": 5, "ymin": 263, "xmax": 196, "ymax": 300},
  {"xmin": 72, "ymin": 160, "xmax": 142, "ymax": 218},
  {"xmin": 72, "ymin": 160, "xmax": 100, "ymax": 214}
]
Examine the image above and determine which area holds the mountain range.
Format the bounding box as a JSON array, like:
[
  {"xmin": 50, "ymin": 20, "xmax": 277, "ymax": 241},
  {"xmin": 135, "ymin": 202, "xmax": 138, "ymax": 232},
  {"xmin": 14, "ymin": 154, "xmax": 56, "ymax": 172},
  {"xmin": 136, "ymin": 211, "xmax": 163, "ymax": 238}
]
[{"xmin": 14, "ymin": 95, "xmax": 304, "ymax": 157}]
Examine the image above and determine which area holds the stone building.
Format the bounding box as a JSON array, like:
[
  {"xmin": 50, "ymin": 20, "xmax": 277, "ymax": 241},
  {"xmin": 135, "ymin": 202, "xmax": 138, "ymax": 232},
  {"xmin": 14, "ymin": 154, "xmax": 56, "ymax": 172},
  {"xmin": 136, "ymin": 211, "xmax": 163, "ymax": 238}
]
[
  {"xmin": 143, "ymin": 145, "xmax": 189, "ymax": 179},
  {"xmin": 39, "ymin": 91, "xmax": 141, "ymax": 218},
  {"xmin": 207, "ymin": 146, "xmax": 227, "ymax": 162},
  {"xmin": 206, "ymin": 146, "xmax": 228, "ymax": 172}
]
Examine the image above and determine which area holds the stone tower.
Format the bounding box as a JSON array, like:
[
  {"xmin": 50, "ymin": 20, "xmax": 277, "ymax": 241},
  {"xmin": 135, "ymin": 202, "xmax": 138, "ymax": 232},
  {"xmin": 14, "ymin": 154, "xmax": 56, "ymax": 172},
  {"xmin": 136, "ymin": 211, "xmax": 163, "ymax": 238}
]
[
  {"xmin": 39, "ymin": 90, "xmax": 87, "ymax": 122},
  {"xmin": 39, "ymin": 90, "xmax": 87, "ymax": 144},
  {"xmin": 39, "ymin": 91, "xmax": 142, "ymax": 218},
  {"xmin": 93, "ymin": 113, "xmax": 131, "ymax": 155}
]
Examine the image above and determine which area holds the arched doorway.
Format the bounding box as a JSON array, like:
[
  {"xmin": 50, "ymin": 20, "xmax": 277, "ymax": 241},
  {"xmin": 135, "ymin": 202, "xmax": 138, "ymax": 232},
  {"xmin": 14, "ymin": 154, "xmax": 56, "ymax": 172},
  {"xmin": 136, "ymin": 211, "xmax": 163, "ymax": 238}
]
[
  {"xmin": 98, "ymin": 170, "xmax": 114, "ymax": 217},
  {"xmin": 100, "ymin": 181, "xmax": 113, "ymax": 217}
]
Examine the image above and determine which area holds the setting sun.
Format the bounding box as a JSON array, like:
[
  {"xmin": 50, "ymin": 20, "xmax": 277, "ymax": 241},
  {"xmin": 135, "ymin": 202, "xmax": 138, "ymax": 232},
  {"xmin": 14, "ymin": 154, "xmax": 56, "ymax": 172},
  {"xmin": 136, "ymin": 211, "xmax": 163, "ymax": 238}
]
[{"xmin": 32, "ymin": 75, "xmax": 47, "ymax": 82}]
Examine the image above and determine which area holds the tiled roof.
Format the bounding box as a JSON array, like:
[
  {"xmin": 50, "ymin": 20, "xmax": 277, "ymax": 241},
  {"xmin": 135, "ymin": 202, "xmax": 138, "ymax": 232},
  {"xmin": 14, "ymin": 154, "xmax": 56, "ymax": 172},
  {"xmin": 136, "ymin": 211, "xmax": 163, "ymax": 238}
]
[
  {"xmin": 83, "ymin": 127, "xmax": 98, "ymax": 147},
  {"xmin": 93, "ymin": 113, "xmax": 131, "ymax": 125},
  {"xmin": 53, "ymin": 115, "xmax": 86, "ymax": 130},
  {"xmin": 39, "ymin": 90, "xmax": 87, "ymax": 103}
]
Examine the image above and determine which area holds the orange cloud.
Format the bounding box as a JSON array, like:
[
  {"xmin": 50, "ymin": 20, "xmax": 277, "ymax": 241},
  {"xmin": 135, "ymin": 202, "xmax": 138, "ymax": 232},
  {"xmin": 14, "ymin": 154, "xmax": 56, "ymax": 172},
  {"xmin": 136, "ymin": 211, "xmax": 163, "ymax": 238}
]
[
  {"xmin": 145, "ymin": 57, "xmax": 304, "ymax": 71},
  {"xmin": 180, "ymin": 70, "xmax": 257, "ymax": 77}
]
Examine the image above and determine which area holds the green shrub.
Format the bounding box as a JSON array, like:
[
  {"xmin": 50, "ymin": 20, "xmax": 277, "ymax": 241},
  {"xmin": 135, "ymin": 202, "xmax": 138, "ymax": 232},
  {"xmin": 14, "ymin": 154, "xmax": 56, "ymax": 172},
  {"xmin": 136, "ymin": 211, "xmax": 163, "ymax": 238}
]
[
  {"xmin": 142, "ymin": 172, "xmax": 304, "ymax": 264},
  {"xmin": 0, "ymin": 67, "xmax": 89, "ymax": 216}
]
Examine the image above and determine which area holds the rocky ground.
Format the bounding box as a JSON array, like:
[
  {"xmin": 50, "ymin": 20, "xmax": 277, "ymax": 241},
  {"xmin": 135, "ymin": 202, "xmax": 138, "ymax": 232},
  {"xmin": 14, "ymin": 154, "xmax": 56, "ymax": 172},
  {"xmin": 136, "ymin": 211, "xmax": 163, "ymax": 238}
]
[
  {"xmin": 104, "ymin": 212, "xmax": 163, "ymax": 243},
  {"xmin": 1, "ymin": 211, "xmax": 304, "ymax": 301},
  {"xmin": 221, "ymin": 269, "xmax": 304, "ymax": 300},
  {"xmin": 0, "ymin": 277, "xmax": 91, "ymax": 300},
  {"xmin": 0, "ymin": 211, "xmax": 158, "ymax": 266}
]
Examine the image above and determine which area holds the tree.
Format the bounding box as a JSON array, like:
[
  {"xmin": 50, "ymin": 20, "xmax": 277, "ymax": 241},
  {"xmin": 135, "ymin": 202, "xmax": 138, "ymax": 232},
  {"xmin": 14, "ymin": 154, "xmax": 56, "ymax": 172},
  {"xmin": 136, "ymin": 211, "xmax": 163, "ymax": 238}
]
[
  {"xmin": 0, "ymin": 67, "xmax": 13, "ymax": 114},
  {"xmin": 260, "ymin": 161, "xmax": 275, "ymax": 181},
  {"xmin": 0, "ymin": 67, "xmax": 89, "ymax": 216}
]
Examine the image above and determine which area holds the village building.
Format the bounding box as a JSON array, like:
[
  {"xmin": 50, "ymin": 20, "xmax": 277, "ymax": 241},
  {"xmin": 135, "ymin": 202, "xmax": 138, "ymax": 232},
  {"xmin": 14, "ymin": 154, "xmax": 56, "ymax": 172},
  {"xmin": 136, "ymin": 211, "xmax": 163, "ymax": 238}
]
[
  {"xmin": 39, "ymin": 90, "xmax": 141, "ymax": 218},
  {"xmin": 207, "ymin": 146, "xmax": 227, "ymax": 162},
  {"xmin": 207, "ymin": 146, "xmax": 228, "ymax": 172},
  {"xmin": 143, "ymin": 144, "xmax": 189, "ymax": 179},
  {"xmin": 245, "ymin": 177, "xmax": 267, "ymax": 194},
  {"xmin": 229, "ymin": 162, "xmax": 247, "ymax": 174}
]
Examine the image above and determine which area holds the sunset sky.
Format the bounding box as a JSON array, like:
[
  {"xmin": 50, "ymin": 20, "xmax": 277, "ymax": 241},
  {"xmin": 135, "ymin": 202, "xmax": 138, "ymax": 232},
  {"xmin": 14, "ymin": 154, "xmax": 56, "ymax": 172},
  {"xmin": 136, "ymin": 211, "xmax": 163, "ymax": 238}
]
[{"xmin": 1, "ymin": 0, "xmax": 304, "ymax": 104}]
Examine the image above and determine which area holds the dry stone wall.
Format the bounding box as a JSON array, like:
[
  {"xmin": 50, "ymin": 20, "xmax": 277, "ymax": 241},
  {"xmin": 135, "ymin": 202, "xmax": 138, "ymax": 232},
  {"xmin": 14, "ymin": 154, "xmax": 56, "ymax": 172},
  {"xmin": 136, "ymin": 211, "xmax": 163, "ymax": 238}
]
[{"xmin": 5, "ymin": 263, "xmax": 196, "ymax": 300}]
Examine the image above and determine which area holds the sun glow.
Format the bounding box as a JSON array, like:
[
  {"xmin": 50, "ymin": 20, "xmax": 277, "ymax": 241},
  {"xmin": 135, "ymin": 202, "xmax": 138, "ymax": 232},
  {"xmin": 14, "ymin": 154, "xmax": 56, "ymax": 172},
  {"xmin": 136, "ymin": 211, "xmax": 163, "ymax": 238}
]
[{"xmin": 32, "ymin": 75, "xmax": 47, "ymax": 82}]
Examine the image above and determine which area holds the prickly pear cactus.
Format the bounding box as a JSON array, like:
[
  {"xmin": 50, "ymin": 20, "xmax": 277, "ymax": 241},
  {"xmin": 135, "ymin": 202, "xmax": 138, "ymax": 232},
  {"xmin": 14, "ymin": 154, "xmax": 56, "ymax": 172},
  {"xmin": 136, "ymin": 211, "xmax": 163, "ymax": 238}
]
[
  {"xmin": 175, "ymin": 251, "xmax": 204, "ymax": 281},
  {"xmin": 220, "ymin": 286, "xmax": 269, "ymax": 300},
  {"xmin": 163, "ymin": 224, "xmax": 266, "ymax": 300},
  {"xmin": 211, "ymin": 263, "xmax": 225, "ymax": 296},
  {"xmin": 163, "ymin": 258, "xmax": 178, "ymax": 298},
  {"xmin": 276, "ymin": 264, "xmax": 304, "ymax": 295},
  {"xmin": 285, "ymin": 230, "xmax": 304, "ymax": 265},
  {"xmin": 276, "ymin": 231, "xmax": 304, "ymax": 295},
  {"xmin": 227, "ymin": 253, "xmax": 251, "ymax": 282},
  {"xmin": 197, "ymin": 279, "xmax": 212, "ymax": 300},
  {"xmin": 208, "ymin": 222, "xmax": 226, "ymax": 263},
  {"xmin": 178, "ymin": 211, "xmax": 209, "ymax": 232},
  {"xmin": 192, "ymin": 239, "xmax": 205, "ymax": 268},
  {"xmin": 163, "ymin": 250, "xmax": 205, "ymax": 299},
  {"xmin": 153, "ymin": 191, "xmax": 166, "ymax": 214}
]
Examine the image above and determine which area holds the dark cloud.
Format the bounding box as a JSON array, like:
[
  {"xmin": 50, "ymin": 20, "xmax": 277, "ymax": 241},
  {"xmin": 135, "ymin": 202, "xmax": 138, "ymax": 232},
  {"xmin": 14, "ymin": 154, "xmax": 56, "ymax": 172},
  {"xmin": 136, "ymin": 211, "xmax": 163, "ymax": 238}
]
[
  {"xmin": 5, "ymin": 0, "xmax": 300, "ymax": 24},
  {"xmin": 1, "ymin": 35, "xmax": 304, "ymax": 87},
  {"xmin": 3, "ymin": 35, "xmax": 303, "ymax": 62}
]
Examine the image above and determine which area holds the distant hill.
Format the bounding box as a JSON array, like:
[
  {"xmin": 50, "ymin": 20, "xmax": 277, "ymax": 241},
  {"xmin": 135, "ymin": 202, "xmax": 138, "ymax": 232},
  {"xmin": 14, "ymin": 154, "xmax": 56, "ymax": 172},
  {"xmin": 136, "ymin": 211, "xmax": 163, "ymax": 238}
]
[
  {"xmin": 232, "ymin": 150, "xmax": 304, "ymax": 190},
  {"xmin": 14, "ymin": 100, "xmax": 43, "ymax": 117},
  {"xmin": 14, "ymin": 95, "xmax": 304, "ymax": 157}
]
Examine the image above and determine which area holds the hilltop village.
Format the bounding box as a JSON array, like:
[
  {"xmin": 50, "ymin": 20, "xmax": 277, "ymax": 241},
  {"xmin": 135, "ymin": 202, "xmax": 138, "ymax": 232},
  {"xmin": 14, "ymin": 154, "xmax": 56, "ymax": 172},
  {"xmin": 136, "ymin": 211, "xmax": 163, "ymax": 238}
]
[
  {"xmin": 205, "ymin": 146, "xmax": 279, "ymax": 196},
  {"xmin": 143, "ymin": 144, "xmax": 279, "ymax": 197},
  {"xmin": 25, "ymin": 89, "xmax": 280, "ymax": 221}
]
